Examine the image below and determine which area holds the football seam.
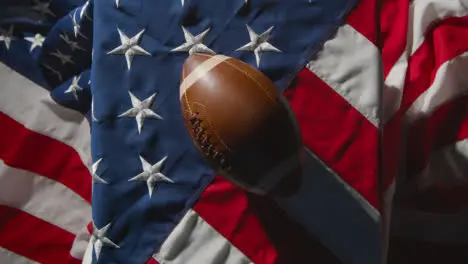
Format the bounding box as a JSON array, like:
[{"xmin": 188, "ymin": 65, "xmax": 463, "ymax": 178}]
[
  {"xmin": 182, "ymin": 66, "xmax": 195, "ymax": 115},
  {"xmin": 181, "ymin": 60, "xmax": 232, "ymax": 153},
  {"xmin": 222, "ymin": 59, "xmax": 276, "ymax": 105},
  {"xmin": 191, "ymin": 53, "xmax": 276, "ymax": 105},
  {"xmin": 190, "ymin": 102, "xmax": 232, "ymax": 152}
]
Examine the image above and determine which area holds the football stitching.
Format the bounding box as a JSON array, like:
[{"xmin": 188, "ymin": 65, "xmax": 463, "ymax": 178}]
[
  {"xmin": 190, "ymin": 102, "xmax": 232, "ymax": 152},
  {"xmin": 182, "ymin": 54, "xmax": 232, "ymax": 152},
  {"xmin": 181, "ymin": 60, "xmax": 232, "ymax": 170},
  {"xmin": 182, "ymin": 57, "xmax": 232, "ymax": 152},
  {"xmin": 184, "ymin": 54, "xmax": 281, "ymax": 172},
  {"xmin": 187, "ymin": 104, "xmax": 232, "ymax": 170}
]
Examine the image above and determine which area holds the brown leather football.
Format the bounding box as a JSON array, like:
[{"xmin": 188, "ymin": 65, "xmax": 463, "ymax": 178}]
[{"xmin": 180, "ymin": 53, "xmax": 303, "ymax": 196}]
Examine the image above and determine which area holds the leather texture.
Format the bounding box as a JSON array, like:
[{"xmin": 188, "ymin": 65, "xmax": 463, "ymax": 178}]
[{"xmin": 180, "ymin": 53, "xmax": 303, "ymax": 196}]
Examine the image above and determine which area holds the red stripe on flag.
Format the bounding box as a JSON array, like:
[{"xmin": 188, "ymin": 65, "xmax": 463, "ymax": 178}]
[
  {"xmin": 86, "ymin": 222, "xmax": 94, "ymax": 234},
  {"xmin": 285, "ymin": 69, "xmax": 380, "ymax": 208},
  {"xmin": 193, "ymin": 178, "xmax": 275, "ymax": 264},
  {"xmin": 0, "ymin": 205, "xmax": 81, "ymax": 264},
  {"xmin": 146, "ymin": 257, "xmax": 159, "ymax": 264},
  {"xmin": 406, "ymin": 95, "xmax": 468, "ymax": 177},
  {"xmin": 399, "ymin": 16, "xmax": 468, "ymax": 114},
  {"xmin": 0, "ymin": 112, "xmax": 92, "ymax": 203},
  {"xmin": 346, "ymin": 0, "xmax": 378, "ymax": 44},
  {"xmin": 403, "ymin": 95, "xmax": 468, "ymax": 213},
  {"xmin": 194, "ymin": 176, "xmax": 341, "ymax": 264},
  {"xmin": 383, "ymin": 15, "xmax": 468, "ymax": 190},
  {"xmin": 382, "ymin": 116, "xmax": 402, "ymax": 189},
  {"xmin": 380, "ymin": 0, "xmax": 410, "ymax": 77},
  {"xmin": 346, "ymin": 0, "xmax": 410, "ymax": 79}
]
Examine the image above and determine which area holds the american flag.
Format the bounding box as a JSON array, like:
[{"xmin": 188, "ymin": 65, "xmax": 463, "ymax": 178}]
[{"xmin": 0, "ymin": 0, "xmax": 467, "ymax": 263}]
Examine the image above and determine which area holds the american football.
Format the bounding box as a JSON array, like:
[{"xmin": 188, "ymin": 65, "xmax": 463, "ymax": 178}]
[{"xmin": 180, "ymin": 53, "xmax": 303, "ymax": 196}]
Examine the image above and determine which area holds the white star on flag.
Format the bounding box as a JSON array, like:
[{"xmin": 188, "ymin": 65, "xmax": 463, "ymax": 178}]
[
  {"xmin": 91, "ymin": 158, "xmax": 108, "ymax": 184},
  {"xmin": 80, "ymin": 1, "xmax": 91, "ymax": 20},
  {"xmin": 60, "ymin": 34, "xmax": 86, "ymax": 51},
  {"xmin": 118, "ymin": 91, "xmax": 162, "ymax": 134},
  {"xmin": 24, "ymin": 33, "xmax": 45, "ymax": 52},
  {"xmin": 171, "ymin": 26, "xmax": 214, "ymax": 55},
  {"xmin": 91, "ymin": 223, "xmax": 120, "ymax": 260},
  {"xmin": 0, "ymin": 25, "xmax": 15, "ymax": 50},
  {"xmin": 91, "ymin": 99, "xmax": 98, "ymax": 122},
  {"xmin": 31, "ymin": 0, "xmax": 55, "ymax": 17},
  {"xmin": 129, "ymin": 156, "xmax": 174, "ymax": 198},
  {"xmin": 107, "ymin": 28, "xmax": 151, "ymax": 70},
  {"xmin": 236, "ymin": 25, "xmax": 281, "ymax": 67},
  {"xmin": 70, "ymin": 10, "xmax": 88, "ymax": 39},
  {"xmin": 64, "ymin": 75, "xmax": 83, "ymax": 100},
  {"xmin": 50, "ymin": 49, "xmax": 75, "ymax": 65},
  {"xmin": 41, "ymin": 64, "xmax": 62, "ymax": 82}
]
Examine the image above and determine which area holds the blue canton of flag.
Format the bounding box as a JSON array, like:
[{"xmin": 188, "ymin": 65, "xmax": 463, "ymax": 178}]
[
  {"xmin": 0, "ymin": 0, "xmax": 361, "ymax": 263},
  {"xmin": 90, "ymin": 1, "xmax": 359, "ymax": 263}
]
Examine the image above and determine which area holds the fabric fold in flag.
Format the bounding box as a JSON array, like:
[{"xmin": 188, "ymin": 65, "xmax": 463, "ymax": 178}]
[
  {"xmin": 88, "ymin": 1, "xmax": 364, "ymax": 263},
  {"xmin": 2, "ymin": 0, "xmax": 467, "ymax": 263}
]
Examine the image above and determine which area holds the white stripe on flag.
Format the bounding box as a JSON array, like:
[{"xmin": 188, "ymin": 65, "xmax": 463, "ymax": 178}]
[
  {"xmin": 306, "ymin": 24, "xmax": 380, "ymax": 126},
  {"xmin": 405, "ymin": 52, "xmax": 468, "ymax": 121},
  {"xmin": 384, "ymin": 51, "xmax": 408, "ymax": 122},
  {"xmin": 410, "ymin": 0, "xmax": 468, "ymax": 56},
  {"xmin": 415, "ymin": 139, "xmax": 468, "ymax": 190},
  {"xmin": 0, "ymin": 160, "xmax": 92, "ymax": 235},
  {"xmin": 82, "ymin": 236, "xmax": 93, "ymax": 264},
  {"xmin": 391, "ymin": 139, "xmax": 468, "ymax": 245},
  {"xmin": 384, "ymin": 0, "xmax": 468, "ymax": 120},
  {"xmin": 0, "ymin": 247, "xmax": 40, "ymax": 264},
  {"xmin": 153, "ymin": 209, "xmax": 253, "ymax": 264},
  {"xmin": 70, "ymin": 224, "xmax": 92, "ymax": 261},
  {"xmin": 0, "ymin": 63, "xmax": 92, "ymax": 171}
]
